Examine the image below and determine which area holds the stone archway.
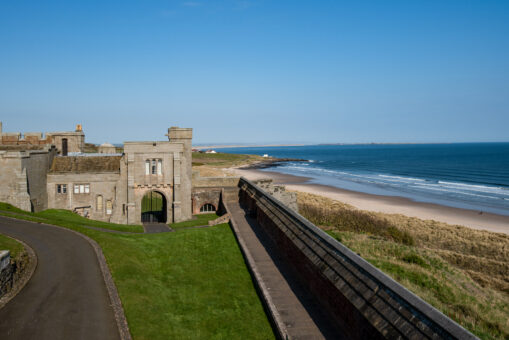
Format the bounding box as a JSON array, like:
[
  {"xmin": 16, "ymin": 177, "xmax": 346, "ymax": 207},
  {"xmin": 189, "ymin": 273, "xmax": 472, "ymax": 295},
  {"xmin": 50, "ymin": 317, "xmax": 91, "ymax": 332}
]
[{"xmin": 141, "ymin": 191, "xmax": 167, "ymax": 223}]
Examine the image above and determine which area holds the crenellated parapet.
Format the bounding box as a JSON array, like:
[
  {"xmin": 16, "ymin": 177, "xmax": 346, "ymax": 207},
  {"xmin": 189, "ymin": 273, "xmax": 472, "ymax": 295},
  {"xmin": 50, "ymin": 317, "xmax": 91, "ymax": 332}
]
[{"xmin": 0, "ymin": 122, "xmax": 84, "ymax": 154}]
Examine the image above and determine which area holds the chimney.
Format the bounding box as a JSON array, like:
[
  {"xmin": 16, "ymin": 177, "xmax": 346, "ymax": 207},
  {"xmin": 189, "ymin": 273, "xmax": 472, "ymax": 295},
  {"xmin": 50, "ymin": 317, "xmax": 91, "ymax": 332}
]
[{"xmin": 76, "ymin": 124, "xmax": 82, "ymax": 132}]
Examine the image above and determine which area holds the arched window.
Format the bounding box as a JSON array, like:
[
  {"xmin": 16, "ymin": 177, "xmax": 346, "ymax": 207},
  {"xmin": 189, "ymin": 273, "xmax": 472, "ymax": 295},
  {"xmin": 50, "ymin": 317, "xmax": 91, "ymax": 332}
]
[
  {"xmin": 200, "ymin": 203, "xmax": 216, "ymax": 213},
  {"xmin": 97, "ymin": 195, "xmax": 103, "ymax": 212}
]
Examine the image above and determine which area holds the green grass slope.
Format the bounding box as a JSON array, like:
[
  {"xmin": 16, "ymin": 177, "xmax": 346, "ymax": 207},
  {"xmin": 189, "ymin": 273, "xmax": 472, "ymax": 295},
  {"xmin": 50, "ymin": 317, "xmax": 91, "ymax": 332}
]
[{"xmin": 0, "ymin": 203, "xmax": 275, "ymax": 339}]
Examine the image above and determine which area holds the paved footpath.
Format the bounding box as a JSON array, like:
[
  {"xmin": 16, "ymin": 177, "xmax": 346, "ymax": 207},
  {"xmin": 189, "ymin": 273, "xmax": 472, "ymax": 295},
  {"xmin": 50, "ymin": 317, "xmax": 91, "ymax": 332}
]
[
  {"xmin": 227, "ymin": 202, "xmax": 345, "ymax": 340},
  {"xmin": 0, "ymin": 216, "xmax": 120, "ymax": 340}
]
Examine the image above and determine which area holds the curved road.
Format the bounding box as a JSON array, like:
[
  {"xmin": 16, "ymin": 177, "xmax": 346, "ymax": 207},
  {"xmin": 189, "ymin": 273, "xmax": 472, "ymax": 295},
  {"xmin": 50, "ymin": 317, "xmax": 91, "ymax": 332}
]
[{"xmin": 0, "ymin": 216, "xmax": 120, "ymax": 340}]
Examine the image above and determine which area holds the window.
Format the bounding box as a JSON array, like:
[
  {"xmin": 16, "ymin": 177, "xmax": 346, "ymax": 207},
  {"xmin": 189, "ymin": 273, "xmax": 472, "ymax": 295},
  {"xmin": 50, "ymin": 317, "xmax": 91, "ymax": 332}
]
[
  {"xmin": 200, "ymin": 203, "xmax": 216, "ymax": 213},
  {"xmin": 97, "ymin": 195, "xmax": 103, "ymax": 212},
  {"xmin": 57, "ymin": 184, "xmax": 67, "ymax": 194},
  {"xmin": 146, "ymin": 159, "xmax": 162, "ymax": 175},
  {"xmin": 74, "ymin": 183, "xmax": 90, "ymax": 194},
  {"xmin": 151, "ymin": 159, "xmax": 157, "ymax": 174},
  {"xmin": 106, "ymin": 200, "xmax": 113, "ymax": 215}
]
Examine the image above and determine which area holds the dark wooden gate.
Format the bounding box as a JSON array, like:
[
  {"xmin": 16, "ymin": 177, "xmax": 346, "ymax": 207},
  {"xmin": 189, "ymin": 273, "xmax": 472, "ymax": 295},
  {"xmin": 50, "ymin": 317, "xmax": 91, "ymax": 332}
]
[{"xmin": 141, "ymin": 191, "xmax": 166, "ymax": 223}]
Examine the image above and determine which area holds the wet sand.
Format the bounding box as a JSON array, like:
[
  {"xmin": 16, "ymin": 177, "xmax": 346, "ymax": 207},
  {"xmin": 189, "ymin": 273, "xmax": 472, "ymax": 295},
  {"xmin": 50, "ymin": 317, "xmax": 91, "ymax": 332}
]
[{"xmin": 231, "ymin": 167, "xmax": 509, "ymax": 235}]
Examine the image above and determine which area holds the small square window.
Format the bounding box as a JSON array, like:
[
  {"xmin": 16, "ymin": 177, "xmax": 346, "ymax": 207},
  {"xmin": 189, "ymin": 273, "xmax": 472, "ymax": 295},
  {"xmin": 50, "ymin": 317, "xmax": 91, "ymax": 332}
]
[{"xmin": 57, "ymin": 184, "xmax": 67, "ymax": 194}]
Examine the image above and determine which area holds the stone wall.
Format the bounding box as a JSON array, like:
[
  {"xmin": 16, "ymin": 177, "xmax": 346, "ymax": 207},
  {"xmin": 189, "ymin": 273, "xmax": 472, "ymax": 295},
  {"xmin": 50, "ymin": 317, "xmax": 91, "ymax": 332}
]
[
  {"xmin": 192, "ymin": 188, "xmax": 222, "ymax": 214},
  {"xmin": 23, "ymin": 149, "xmax": 56, "ymax": 211},
  {"xmin": 47, "ymin": 171, "xmax": 123, "ymax": 222},
  {"xmin": 191, "ymin": 171, "xmax": 241, "ymax": 214},
  {"xmin": 0, "ymin": 147, "xmax": 56, "ymax": 212},
  {"xmin": 237, "ymin": 177, "xmax": 476, "ymax": 340},
  {"xmin": 251, "ymin": 178, "xmax": 298, "ymax": 212},
  {"xmin": 0, "ymin": 251, "xmax": 12, "ymax": 298}
]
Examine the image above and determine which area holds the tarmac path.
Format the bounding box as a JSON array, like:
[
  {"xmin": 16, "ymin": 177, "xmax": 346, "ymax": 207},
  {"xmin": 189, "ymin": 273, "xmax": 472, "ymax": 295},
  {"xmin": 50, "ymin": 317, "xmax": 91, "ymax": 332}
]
[{"xmin": 0, "ymin": 216, "xmax": 120, "ymax": 340}]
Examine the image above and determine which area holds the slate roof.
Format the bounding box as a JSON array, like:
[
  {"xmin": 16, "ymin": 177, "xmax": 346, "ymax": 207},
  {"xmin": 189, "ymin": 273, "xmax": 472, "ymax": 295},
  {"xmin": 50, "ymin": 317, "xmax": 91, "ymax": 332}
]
[{"xmin": 50, "ymin": 156, "xmax": 122, "ymax": 173}]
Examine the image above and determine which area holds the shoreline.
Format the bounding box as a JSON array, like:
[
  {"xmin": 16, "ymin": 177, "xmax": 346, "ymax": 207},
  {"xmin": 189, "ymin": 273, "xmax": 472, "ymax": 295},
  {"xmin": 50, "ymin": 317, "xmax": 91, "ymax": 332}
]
[{"xmin": 230, "ymin": 166, "xmax": 509, "ymax": 235}]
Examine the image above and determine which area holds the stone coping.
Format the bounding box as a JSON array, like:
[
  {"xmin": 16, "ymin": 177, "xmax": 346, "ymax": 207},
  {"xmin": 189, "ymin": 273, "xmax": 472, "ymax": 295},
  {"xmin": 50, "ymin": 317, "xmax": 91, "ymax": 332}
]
[{"xmin": 0, "ymin": 251, "xmax": 9, "ymax": 271}]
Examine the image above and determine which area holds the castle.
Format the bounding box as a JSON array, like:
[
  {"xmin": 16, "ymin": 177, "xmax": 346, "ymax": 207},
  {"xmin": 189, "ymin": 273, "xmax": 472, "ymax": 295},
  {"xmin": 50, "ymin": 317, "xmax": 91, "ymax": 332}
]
[{"xmin": 0, "ymin": 123, "xmax": 193, "ymax": 224}]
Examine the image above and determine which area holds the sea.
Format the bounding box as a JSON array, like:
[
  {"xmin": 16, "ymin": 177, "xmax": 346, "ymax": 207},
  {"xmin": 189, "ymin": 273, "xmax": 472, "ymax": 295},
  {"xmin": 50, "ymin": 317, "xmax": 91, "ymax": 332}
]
[{"xmin": 219, "ymin": 143, "xmax": 509, "ymax": 216}]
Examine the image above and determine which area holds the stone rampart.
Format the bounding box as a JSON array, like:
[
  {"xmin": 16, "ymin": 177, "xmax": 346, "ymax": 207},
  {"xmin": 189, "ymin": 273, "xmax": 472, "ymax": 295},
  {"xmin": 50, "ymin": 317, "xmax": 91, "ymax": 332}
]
[{"xmin": 237, "ymin": 177, "xmax": 477, "ymax": 340}]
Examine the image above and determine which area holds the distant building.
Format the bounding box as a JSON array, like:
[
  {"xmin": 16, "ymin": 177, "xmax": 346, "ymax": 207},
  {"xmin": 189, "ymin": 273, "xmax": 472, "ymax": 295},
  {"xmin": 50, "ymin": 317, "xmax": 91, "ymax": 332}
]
[{"xmin": 98, "ymin": 143, "xmax": 117, "ymax": 154}]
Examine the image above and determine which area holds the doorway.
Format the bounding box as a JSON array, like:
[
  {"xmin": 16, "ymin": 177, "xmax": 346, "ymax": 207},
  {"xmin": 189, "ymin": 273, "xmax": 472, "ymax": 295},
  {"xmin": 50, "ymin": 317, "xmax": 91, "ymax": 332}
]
[{"xmin": 141, "ymin": 191, "xmax": 167, "ymax": 223}]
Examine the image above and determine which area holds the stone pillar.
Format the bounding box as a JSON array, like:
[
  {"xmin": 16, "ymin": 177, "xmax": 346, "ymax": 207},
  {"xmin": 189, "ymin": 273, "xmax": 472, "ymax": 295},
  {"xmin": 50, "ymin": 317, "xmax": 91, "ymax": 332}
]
[
  {"xmin": 126, "ymin": 152, "xmax": 137, "ymax": 224},
  {"xmin": 167, "ymin": 127, "xmax": 192, "ymax": 221}
]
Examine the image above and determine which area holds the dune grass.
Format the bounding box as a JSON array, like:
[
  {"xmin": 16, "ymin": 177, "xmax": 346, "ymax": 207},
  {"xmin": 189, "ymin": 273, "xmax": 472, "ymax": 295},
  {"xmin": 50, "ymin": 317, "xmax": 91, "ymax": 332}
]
[
  {"xmin": 0, "ymin": 202, "xmax": 274, "ymax": 339},
  {"xmin": 298, "ymin": 191, "xmax": 509, "ymax": 340}
]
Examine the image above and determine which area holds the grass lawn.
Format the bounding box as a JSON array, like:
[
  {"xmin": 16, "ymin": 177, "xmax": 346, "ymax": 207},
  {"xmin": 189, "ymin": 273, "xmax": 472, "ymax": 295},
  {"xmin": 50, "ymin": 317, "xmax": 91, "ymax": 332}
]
[
  {"xmin": 0, "ymin": 203, "xmax": 275, "ymax": 339},
  {"xmin": 170, "ymin": 213, "xmax": 219, "ymax": 230}
]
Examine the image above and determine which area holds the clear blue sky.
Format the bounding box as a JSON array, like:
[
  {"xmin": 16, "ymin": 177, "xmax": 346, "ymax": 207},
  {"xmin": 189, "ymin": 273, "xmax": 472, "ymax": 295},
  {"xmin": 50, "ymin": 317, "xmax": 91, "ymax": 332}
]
[{"xmin": 1, "ymin": 1, "xmax": 508, "ymax": 144}]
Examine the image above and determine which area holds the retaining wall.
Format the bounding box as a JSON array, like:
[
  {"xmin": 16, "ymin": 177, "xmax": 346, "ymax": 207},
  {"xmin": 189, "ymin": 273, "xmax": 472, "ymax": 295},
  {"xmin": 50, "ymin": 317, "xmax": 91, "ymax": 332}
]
[
  {"xmin": 0, "ymin": 251, "xmax": 12, "ymax": 298},
  {"xmin": 237, "ymin": 177, "xmax": 477, "ymax": 340}
]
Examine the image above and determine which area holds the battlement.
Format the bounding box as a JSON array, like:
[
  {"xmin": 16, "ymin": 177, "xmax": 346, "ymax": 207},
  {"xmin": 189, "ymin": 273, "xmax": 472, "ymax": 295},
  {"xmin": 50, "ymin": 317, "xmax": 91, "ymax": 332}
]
[{"xmin": 0, "ymin": 122, "xmax": 85, "ymax": 153}]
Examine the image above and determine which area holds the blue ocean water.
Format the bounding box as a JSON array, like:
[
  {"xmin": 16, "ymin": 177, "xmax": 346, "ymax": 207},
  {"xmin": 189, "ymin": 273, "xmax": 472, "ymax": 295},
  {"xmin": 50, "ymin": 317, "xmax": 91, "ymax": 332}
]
[{"xmin": 220, "ymin": 143, "xmax": 509, "ymax": 216}]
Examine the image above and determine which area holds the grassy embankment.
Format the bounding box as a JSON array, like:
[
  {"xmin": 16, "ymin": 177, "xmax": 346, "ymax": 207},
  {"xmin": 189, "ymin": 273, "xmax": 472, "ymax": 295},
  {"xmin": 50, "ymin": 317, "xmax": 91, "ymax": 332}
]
[
  {"xmin": 170, "ymin": 213, "xmax": 219, "ymax": 230},
  {"xmin": 298, "ymin": 192, "xmax": 509, "ymax": 340},
  {"xmin": 0, "ymin": 233, "xmax": 24, "ymax": 259},
  {"xmin": 0, "ymin": 203, "xmax": 274, "ymax": 339},
  {"xmin": 192, "ymin": 152, "xmax": 264, "ymax": 176}
]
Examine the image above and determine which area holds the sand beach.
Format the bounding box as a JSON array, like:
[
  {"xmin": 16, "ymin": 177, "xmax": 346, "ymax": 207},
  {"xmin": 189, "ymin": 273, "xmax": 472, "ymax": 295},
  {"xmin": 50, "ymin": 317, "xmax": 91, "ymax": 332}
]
[{"xmin": 230, "ymin": 166, "xmax": 509, "ymax": 235}]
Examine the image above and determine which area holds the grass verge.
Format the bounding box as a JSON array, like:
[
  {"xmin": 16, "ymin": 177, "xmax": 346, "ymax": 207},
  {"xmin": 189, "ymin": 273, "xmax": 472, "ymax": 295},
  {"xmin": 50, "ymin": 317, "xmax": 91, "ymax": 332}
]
[
  {"xmin": 170, "ymin": 213, "xmax": 219, "ymax": 230},
  {"xmin": 0, "ymin": 233, "xmax": 24, "ymax": 259},
  {"xmin": 0, "ymin": 202, "xmax": 143, "ymax": 233},
  {"xmin": 0, "ymin": 203, "xmax": 275, "ymax": 339}
]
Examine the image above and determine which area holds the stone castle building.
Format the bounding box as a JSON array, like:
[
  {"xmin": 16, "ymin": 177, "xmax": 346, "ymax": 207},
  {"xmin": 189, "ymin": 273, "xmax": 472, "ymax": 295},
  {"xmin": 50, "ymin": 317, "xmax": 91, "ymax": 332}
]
[{"xmin": 0, "ymin": 123, "xmax": 193, "ymax": 224}]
